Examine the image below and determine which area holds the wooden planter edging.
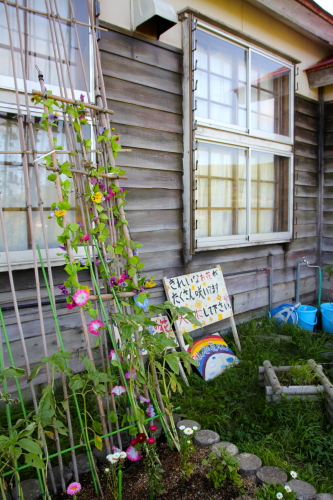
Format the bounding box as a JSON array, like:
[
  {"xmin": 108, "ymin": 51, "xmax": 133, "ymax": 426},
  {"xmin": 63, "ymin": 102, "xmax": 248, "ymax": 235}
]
[{"xmin": 258, "ymin": 359, "xmax": 333, "ymax": 424}]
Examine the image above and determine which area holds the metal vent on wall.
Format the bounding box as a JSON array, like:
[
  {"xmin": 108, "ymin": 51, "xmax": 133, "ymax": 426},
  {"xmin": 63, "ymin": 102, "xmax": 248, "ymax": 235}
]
[{"xmin": 133, "ymin": 0, "xmax": 177, "ymax": 39}]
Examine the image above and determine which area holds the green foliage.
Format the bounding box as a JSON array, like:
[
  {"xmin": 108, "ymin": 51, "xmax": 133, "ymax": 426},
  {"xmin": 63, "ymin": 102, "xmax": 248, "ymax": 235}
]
[
  {"xmin": 256, "ymin": 483, "xmax": 297, "ymax": 500},
  {"xmin": 203, "ymin": 447, "xmax": 243, "ymax": 491}
]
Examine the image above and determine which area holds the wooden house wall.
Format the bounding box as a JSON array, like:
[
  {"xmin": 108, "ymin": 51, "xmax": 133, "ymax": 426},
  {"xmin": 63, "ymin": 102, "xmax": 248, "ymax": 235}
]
[
  {"xmin": 322, "ymin": 100, "xmax": 333, "ymax": 301},
  {"xmin": 99, "ymin": 23, "xmax": 320, "ymax": 338}
]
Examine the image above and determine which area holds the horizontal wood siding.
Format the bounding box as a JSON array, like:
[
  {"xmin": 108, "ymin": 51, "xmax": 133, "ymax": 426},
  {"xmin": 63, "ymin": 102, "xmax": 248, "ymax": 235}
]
[{"xmin": 322, "ymin": 101, "xmax": 333, "ymax": 301}]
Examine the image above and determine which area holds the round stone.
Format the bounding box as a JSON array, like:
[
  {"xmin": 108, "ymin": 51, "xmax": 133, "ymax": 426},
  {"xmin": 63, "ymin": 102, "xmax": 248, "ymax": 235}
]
[
  {"xmin": 194, "ymin": 430, "xmax": 220, "ymax": 446},
  {"xmin": 176, "ymin": 419, "xmax": 201, "ymax": 434},
  {"xmin": 256, "ymin": 466, "xmax": 288, "ymax": 485},
  {"xmin": 235, "ymin": 453, "xmax": 262, "ymax": 476},
  {"xmin": 315, "ymin": 495, "xmax": 333, "ymax": 500},
  {"xmin": 47, "ymin": 465, "xmax": 73, "ymax": 492},
  {"xmin": 12, "ymin": 479, "xmax": 41, "ymax": 500},
  {"xmin": 211, "ymin": 441, "xmax": 239, "ymax": 457},
  {"xmin": 69, "ymin": 453, "xmax": 97, "ymax": 474},
  {"xmin": 286, "ymin": 480, "xmax": 317, "ymax": 500}
]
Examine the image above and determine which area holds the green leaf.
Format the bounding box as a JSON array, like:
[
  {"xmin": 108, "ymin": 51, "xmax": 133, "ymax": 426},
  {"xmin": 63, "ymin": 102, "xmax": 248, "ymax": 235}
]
[
  {"xmin": 109, "ymin": 411, "xmax": 118, "ymax": 423},
  {"xmin": 24, "ymin": 453, "xmax": 45, "ymax": 470},
  {"xmin": 68, "ymin": 223, "xmax": 80, "ymax": 232},
  {"xmin": 81, "ymin": 356, "xmax": 95, "ymax": 374},
  {"xmin": 128, "ymin": 268, "xmax": 136, "ymax": 278},
  {"xmin": 73, "ymin": 121, "xmax": 80, "ymax": 132},
  {"xmin": 18, "ymin": 438, "xmax": 43, "ymax": 456},
  {"xmin": 128, "ymin": 426, "xmax": 138, "ymax": 436},
  {"xmin": 165, "ymin": 353, "xmax": 180, "ymax": 375},
  {"xmin": 129, "ymin": 256, "xmax": 139, "ymax": 265},
  {"xmin": 114, "ymin": 246, "xmax": 123, "ymax": 254},
  {"xmin": 1, "ymin": 367, "xmax": 26, "ymax": 379},
  {"xmin": 28, "ymin": 364, "xmax": 42, "ymax": 382},
  {"xmin": 92, "ymin": 420, "xmax": 103, "ymax": 435},
  {"xmin": 68, "ymin": 377, "xmax": 85, "ymax": 391},
  {"xmin": 47, "ymin": 174, "xmax": 57, "ymax": 181},
  {"xmin": 94, "ymin": 434, "xmax": 103, "ymax": 450}
]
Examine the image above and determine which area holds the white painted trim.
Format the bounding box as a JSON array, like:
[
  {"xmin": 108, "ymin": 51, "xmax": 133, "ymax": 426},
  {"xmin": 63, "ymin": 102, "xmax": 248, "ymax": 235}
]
[{"xmin": 0, "ymin": 246, "xmax": 87, "ymax": 272}]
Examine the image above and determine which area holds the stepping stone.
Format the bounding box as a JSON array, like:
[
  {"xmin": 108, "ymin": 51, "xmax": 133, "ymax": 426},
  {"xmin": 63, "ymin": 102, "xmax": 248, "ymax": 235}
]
[
  {"xmin": 286, "ymin": 480, "xmax": 317, "ymax": 500},
  {"xmin": 176, "ymin": 419, "xmax": 201, "ymax": 434},
  {"xmin": 235, "ymin": 453, "xmax": 262, "ymax": 476},
  {"xmin": 194, "ymin": 430, "xmax": 220, "ymax": 446},
  {"xmin": 315, "ymin": 495, "xmax": 333, "ymax": 500},
  {"xmin": 69, "ymin": 453, "xmax": 97, "ymax": 474},
  {"xmin": 12, "ymin": 479, "xmax": 41, "ymax": 500},
  {"xmin": 212, "ymin": 441, "xmax": 239, "ymax": 457},
  {"xmin": 256, "ymin": 466, "xmax": 288, "ymax": 485},
  {"xmin": 47, "ymin": 465, "xmax": 73, "ymax": 493},
  {"xmin": 93, "ymin": 445, "xmax": 109, "ymax": 464}
]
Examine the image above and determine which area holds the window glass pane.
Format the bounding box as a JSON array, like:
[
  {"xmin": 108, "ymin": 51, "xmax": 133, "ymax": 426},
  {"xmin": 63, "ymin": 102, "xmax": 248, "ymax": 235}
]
[
  {"xmin": 251, "ymin": 52, "xmax": 290, "ymax": 136},
  {"xmin": 0, "ymin": 0, "xmax": 89, "ymax": 90},
  {"xmin": 250, "ymin": 151, "xmax": 289, "ymax": 234},
  {"xmin": 196, "ymin": 142, "xmax": 247, "ymax": 238},
  {"xmin": 195, "ymin": 29, "xmax": 247, "ymax": 128},
  {"xmin": 0, "ymin": 113, "xmax": 77, "ymax": 251}
]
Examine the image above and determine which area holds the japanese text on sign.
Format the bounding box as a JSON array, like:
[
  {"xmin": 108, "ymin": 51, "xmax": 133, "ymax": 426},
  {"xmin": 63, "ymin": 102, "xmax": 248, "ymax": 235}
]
[{"xmin": 163, "ymin": 266, "xmax": 233, "ymax": 334}]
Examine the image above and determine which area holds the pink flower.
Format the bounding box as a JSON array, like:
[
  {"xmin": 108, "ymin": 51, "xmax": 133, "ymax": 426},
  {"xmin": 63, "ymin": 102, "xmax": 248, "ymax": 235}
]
[
  {"xmin": 72, "ymin": 289, "xmax": 89, "ymax": 306},
  {"xmin": 139, "ymin": 395, "xmax": 150, "ymax": 403},
  {"xmin": 109, "ymin": 350, "xmax": 122, "ymax": 362},
  {"xmin": 112, "ymin": 446, "xmax": 122, "ymax": 453},
  {"xmin": 117, "ymin": 274, "xmax": 127, "ymax": 284},
  {"xmin": 67, "ymin": 482, "xmax": 81, "ymax": 495},
  {"xmin": 88, "ymin": 320, "xmax": 103, "ymax": 335},
  {"xmin": 125, "ymin": 369, "xmax": 137, "ymax": 380},
  {"xmin": 147, "ymin": 438, "xmax": 155, "ymax": 444},
  {"xmin": 126, "ymin": 445, "xmax": 141, "ymax": 462},
  {"xmin": 111, "ymin": 386, "xmax": 126, "ymax": 396},
  {"xmin": 80, "ymin": 94, "xmax": 85, "ymax": 103},
  {"xmin": 146, "ymin": 404, "xmax": 156, "ymax": 418},
  {"xmin": 149, "ymin": 425, "xmax": 157, "ymax": 432},
  {"xmin": 66, "ymin": 301, "xmax": 77, "ymax": 310},
  {"xmin": 79, "ymin": 234, "xmax": 90, "ymax": 242}
]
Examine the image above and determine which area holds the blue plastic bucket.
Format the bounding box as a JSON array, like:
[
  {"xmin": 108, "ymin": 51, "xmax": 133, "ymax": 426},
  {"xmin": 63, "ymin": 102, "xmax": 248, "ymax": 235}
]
[
  {"xmin": 320, "ymin": 303, "xmax": 333, "ymax": 334},
  {"xmin": 297, "ymin": 305, "xmax": 317, "ymax": 331}
]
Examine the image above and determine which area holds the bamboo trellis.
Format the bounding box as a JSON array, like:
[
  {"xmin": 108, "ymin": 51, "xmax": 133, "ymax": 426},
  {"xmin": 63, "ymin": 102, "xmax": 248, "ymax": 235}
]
[{"xmin": 0, "ymin": 0, "xmax": 185, "ymax": 497}]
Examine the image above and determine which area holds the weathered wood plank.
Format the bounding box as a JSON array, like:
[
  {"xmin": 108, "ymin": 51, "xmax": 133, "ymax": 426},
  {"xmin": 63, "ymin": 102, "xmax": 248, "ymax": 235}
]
[
  {"xmin": 295, "ymin": 111, "xmax": 318, "ymax": 131},
  {"xmin": 294, "ymin": 142, "xmax": 317, "ymax": 159},
  {"xmin": 140, "ymin": 250, "xmax": 182, "ymax": 272},
  {"xmin": 322, "ymin": 237, "xmax": 333, "ymax": 251},
  {"xmin": 101, "ymin": 52, "xmax": 182, "ymax": 95},
  {"xmin": 131, "ymin": 229, "xmax": 182, "ymax": 253},
  {"xmin": 294, "ymin": 210, "xmax": 317, "ymax": 225},
  {"xmin": 295, "ymin": 170, "xmax": 317, "ymax": 187},
  {"xmin": 116, "ymin": 148, "xmax": 182, "ymax": 172},
  {"xmin": 99, "ymin": 28, "xmax": 182, "ymax": 74},
  {"xmin": 294, "ymin": 224, "xmax": 317, "ymax": 238},
  {"xmin": 295, "ymin": 185, "xmax": 317, "ymax": 197},
  {"xmin": 126, "ymin": 188, "xmax": 182, "ymax": 210},
  {"xmin": 295, "ymin": 96, "xmax": 318, "ymax": 117},
  {"xmin": 323, "ymin": 224, "xmax": 333, "ymax": 238},
  {"xmin": 324, "ymin": 158, "xmax": 333, "ymax": 173},
  {"xmin": 294, "ymin": 197, "xmax": 317, "ymax": 210},
  {"xmin": 127, "ymin": 209, "xmax": 182, "ymax": 232},
  {"xmin": 112, "ymin": 123, "xmax": 183, "ymax": 153},
  {"xmin": 324, "ymin": 172, "xmax": 333, "ymax": 186},
  {"xmin": 121, "ymin": 167, "xmax": 182, "ymax": 190},
  {"xmin": 295, "ymin": 156, "xmax": 317, "ymax": 172},
  {"xmin": 104, "ymin": 76, "xmax": 182, "ymax": 114},
  {"xmin": 295, "ymin": 127, "xmax": 318, "ymax": 146},
  {"xmin": 286, "ymin": 236, "xmax": 317, "ymax": 252},
  {"xmin": 108, "ymin": 100, "xmax": 182, "ymax": 134},
  {"xmin": 323, "ymin": 211, "xmax": 333, "ymax": 223}
]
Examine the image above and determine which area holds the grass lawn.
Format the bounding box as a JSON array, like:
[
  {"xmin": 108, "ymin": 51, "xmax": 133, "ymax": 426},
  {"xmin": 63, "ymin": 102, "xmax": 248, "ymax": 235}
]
[{"xmin": 172, "ymin": 317, "xmax": 333, "ymax": 493}]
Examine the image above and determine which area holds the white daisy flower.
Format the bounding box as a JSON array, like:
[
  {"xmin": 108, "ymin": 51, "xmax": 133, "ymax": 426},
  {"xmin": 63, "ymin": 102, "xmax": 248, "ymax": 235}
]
[
  {"xmin": 179, "ymin": 425, "xmax": 185, "ymax": 430},
  {"xmin": 184, "ymin": 428, "xmax": 193, "ymax": 435},
  {"xmin": 192, "ymin": 426, "xmax": 198, "ymax": 431},
  {"xmin": 187, "ymin": 440, "xmax": 191, "ymax": 443},
  {"xmin": 276, "ymin": 493, "xmax": 283, "ymax": 499},
  {"xmin": 112, "ymin": 452, "xmax": 121, "ymax": 459},
  {"xmin": 104, "ymin": 468, "xmax": 110, "ymax": 473},
  {"xmin": 285, "ymin": 486, "xmax": 292, "ymax": 493},
  {"xmin": 119, "ymin": 451, "xmax": 127, "ymax": 459},
  {"xmin": 106, "ymin": 454, "xmax": 113, "ymax": 462},
  {"xmin": 109, "ymin": 457, "xmax": 118, "ymax": 464},
  {"xmin": 290, "ymin": 471, "xmax": 297, "ymax": 479}
]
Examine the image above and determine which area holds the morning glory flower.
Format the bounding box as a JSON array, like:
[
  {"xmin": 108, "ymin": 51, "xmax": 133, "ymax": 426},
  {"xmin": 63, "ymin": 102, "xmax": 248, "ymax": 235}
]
[
  {"xmin": 126, "ymin": 445, "xmax": 141, "ymax": 462},
  {"xmin": 134, "ymin": 294, "xmax": 149, "ymax": 309},
  {"xmin": 146, "ymin": 404, "xmax": 155, "ymax": 418},
  {"xmin": 72, "ymin": 289, "xmax": 89, "ymax": 306},
  {"xmin": 111, "ymin": 386, "xmax": 126, "ymax": 396},
  {"xmin": 87, "ymin": 320, "xmax": 103, "ymax": 335}
]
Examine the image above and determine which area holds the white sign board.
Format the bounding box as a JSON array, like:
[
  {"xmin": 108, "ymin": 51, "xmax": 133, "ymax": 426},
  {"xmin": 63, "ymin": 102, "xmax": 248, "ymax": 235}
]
[{"xmin": 163, "ymin": 266, "xmax": 233, "ymax": 335}]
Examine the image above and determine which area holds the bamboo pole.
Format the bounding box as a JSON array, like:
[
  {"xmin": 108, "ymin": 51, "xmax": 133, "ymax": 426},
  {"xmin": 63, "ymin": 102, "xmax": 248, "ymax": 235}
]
[
  {"xmin": 31, "ymin": 89, "xmax": 114, "ymax": 114},
  {"xmin": 263, "ymin": 360, "xmax": 282, "ymax": 394}
]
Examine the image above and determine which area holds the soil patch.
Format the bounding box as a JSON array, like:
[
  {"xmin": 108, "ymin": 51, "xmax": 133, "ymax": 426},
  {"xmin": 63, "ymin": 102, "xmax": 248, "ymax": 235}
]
[{"xmin": 52, "ymin": 444, "xmax": 257, "ymax": 500}]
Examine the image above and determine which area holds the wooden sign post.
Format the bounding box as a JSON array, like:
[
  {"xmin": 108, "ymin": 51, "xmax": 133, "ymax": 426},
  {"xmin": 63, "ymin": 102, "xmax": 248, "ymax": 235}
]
[{"xmin": 163, "ymin": 266, "xmax": 241, "ymax": 351}]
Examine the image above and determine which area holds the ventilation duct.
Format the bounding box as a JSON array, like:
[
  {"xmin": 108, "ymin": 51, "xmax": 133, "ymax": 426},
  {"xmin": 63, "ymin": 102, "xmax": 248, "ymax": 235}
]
[{"xmin": 133, "ymin": 0, "xmax": 177, "ymax": 39}]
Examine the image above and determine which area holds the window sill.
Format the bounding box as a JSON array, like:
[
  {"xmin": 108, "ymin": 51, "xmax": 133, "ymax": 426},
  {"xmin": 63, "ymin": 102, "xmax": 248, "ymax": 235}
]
[
  {"xmin": 0, "ymin": 247, "xmax": 87, "ymax": 272},
  {"xmin": 195, "ymin": 237, "xmax": 291, "ymax": 252}
]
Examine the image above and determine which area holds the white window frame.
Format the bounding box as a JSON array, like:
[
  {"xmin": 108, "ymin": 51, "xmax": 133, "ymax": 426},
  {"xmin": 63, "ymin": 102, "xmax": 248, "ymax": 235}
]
[
  {"xmin": 182, "ymin": 15, "xmax": 295, "ymax": 256},
  {"xmin": 0, "ymin": 2, "xmax": 94, "ymax": 271}
]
